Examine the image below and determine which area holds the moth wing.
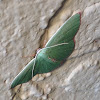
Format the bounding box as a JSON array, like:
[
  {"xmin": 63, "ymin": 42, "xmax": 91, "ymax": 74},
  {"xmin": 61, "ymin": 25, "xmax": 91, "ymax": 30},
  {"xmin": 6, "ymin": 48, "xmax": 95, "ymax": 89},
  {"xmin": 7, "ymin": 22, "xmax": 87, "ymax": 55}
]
[
  {"xmin": 33, "ymin": 13, "xmax": 81, "ymax": 74},
  {"xmin": 33, "ymin": 40, "xmax": 75, "ymax": 75},
  {"xmin": 11, "ymin": 59, "xmax": 35, "ymax": 88},
  {"xmin": 45, "ymin": 13, "xmax": 81, "ymax": 47},
  {"xmin": 11, "ymin": 13, "xmax": 81, "ymax": 88}
]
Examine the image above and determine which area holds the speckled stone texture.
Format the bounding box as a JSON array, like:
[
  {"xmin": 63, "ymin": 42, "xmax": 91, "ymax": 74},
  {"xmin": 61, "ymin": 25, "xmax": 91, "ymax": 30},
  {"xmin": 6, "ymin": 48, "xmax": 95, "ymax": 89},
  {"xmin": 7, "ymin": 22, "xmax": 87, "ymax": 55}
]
[{"xmin": 0, "ymin": 0, "xmax": 100, "ymax": 100}]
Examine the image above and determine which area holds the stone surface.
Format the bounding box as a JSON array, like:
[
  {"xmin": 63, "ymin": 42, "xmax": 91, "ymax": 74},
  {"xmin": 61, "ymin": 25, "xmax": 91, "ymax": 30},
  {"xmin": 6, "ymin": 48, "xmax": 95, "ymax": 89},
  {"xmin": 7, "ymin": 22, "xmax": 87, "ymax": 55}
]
[{"xmin": 0, "ymin": 0, "xmax": 100, "ymax": 100}]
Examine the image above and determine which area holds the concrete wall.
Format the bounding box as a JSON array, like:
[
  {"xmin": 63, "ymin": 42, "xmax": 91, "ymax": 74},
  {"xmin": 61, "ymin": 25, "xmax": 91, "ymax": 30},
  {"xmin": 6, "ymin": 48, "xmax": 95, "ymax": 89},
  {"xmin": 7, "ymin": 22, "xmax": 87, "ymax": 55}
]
[{"xmin": 0, "ymin": 0, "xmax": 100, "ymax": 100}]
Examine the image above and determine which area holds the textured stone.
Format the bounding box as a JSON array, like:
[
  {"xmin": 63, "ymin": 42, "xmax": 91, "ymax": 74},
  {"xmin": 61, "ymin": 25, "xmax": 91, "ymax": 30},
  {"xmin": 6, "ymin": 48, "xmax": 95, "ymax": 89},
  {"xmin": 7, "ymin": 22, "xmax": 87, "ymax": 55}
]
[
  {"xmin": 43, "ymin": 84, "xmax": 52, "ymax": 94},
  {"xmin": 42, "ymin": 94, "xmax": 47, "ymax": 100},
  {"xmin": 37, "ymin": 75, "xmax": 45, "ymax": 82},
  {"xmin": 0, "ymin": 0, "xmax": 64, "ymax": 99},
  {"xmin": 0, "ymin": 0, "xmax": 100, "ymax": 100}
]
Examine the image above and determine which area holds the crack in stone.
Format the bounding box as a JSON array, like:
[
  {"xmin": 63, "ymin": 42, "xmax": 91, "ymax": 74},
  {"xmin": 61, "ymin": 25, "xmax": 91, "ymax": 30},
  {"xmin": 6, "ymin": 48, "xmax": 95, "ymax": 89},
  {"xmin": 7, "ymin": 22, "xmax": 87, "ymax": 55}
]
[
  {"xmin": 46, "ymin": 0, "xmax": 67, "ymax": 28},
  {"xmin": 10, "ymin": 1, "xmax": 100, "ymax": 99},
  {"xmin": 11, "ymin": 85, "xmax": 22, "ymax": 100},
  {"xmin": 39, "ymin": 0, "xmax": 67, "ymax": 48},
  {"xmin": 11, "ymin": 0, "xmax": 67, "ymax": 99},
  {"xmin": 68, "ymin": 47, "xmax": 100, "ymax": 60}
]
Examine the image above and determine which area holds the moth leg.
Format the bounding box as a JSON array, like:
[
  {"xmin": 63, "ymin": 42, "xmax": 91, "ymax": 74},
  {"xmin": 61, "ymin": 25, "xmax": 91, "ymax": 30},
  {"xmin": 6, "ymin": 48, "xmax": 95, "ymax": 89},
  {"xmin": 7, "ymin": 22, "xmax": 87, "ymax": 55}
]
[
  {"xmin": 22, "ymin": 54, "xmax": 36, "ymax": 58},
  {"xmin": 22, "ymin": 48, "xmax": 41, "ymax": 58}
]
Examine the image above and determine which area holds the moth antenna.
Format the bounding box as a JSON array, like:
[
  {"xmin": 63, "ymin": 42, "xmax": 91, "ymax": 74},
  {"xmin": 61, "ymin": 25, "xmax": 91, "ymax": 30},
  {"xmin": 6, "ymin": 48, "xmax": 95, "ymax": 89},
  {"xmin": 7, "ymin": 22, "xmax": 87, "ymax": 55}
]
[
  {"xmin": 31, "ymin": 43, "xmax": 68, "ymax": 77},
  {"xmin": 32, "ymin": 58, "xmax": 36, "ymax": 78},
  {"xmin": 42, "ymin": 43, "xmax": 68, "ymax": 50},
  {"xmin": 32, "ymin": 49, "xmax": 41, "ymax": 78}
]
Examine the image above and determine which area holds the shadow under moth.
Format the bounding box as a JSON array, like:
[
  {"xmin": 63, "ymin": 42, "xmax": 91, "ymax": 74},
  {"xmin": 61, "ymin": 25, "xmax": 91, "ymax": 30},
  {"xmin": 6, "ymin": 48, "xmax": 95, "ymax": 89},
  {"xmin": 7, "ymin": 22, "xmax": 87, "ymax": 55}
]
[{"xmin": 11, "ymin": 12, "xmax": 81, "ymax": 88}]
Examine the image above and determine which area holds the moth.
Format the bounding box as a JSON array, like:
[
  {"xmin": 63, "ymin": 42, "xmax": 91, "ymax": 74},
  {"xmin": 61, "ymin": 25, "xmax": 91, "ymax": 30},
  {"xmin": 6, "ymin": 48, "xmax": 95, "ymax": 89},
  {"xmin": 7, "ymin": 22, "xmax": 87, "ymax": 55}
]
[{"xmin": 11, "ymin": 13, "xmax": 81, "ymax": 88}]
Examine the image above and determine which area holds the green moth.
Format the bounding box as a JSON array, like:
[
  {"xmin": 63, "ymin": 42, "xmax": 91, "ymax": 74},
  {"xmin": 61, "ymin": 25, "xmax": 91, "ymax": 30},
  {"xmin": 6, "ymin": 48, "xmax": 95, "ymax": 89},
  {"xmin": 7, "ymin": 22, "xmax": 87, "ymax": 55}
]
[{"xmin": 11, "ymin": 13, "xmax": 81, "ymax": 88}]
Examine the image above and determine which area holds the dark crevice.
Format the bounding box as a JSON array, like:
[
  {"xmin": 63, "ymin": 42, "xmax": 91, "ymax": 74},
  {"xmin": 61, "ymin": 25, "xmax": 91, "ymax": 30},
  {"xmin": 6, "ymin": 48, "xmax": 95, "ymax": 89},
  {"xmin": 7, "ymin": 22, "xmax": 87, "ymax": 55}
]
[
  {"xmin": 46, "ymin": 0, "xmax": 67, "ymax": 28},
  {"xmin": 11, "ymin": 85, "xmax": 22, "ymax": 100},
  {"xmin": 39, "ymin": 0, "xmax": 68, "ymax": 48},
  {"xmin": 11, "ymin": 1, "xmax": 68, "ymax": 99}
]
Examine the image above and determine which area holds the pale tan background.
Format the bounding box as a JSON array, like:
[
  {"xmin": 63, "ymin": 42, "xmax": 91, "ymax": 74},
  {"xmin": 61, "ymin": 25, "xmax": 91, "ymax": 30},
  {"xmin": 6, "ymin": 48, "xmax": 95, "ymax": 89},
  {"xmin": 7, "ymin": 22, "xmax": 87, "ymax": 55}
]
[{"xmin": 0, "ymin": 0, "xmax": 100, "ymax": 100}]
